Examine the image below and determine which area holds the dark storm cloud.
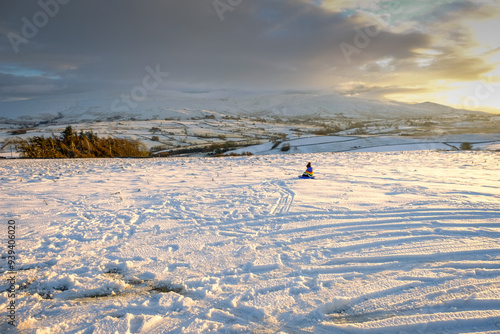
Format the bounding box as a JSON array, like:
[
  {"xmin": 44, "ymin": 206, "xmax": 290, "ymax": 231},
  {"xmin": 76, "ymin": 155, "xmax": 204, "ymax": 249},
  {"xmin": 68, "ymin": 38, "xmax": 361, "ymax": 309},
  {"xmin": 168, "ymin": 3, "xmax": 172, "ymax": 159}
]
[{"xmin": 0, "ymin": 0, "xmax": 474, "ymax": 100}]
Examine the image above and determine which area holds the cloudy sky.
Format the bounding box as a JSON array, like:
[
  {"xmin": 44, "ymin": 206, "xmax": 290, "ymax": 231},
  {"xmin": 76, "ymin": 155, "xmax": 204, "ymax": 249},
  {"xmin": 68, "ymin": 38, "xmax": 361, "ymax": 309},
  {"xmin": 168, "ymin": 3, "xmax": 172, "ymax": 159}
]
[{"xmin": 1, "ymin": 0, "xmax": 500, "ymax": 112}]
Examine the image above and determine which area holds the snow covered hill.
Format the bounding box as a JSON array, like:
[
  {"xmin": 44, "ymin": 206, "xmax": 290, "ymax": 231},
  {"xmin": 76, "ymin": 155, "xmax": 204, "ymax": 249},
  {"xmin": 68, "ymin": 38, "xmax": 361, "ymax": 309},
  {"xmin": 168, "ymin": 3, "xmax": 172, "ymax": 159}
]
[
  {"xmin": 0, "ymin": 89, "xmax": 486, "ymax": 126},
  {"xmin": 1, "ymin": 151, "xmax": 499, "ymax": 333}
]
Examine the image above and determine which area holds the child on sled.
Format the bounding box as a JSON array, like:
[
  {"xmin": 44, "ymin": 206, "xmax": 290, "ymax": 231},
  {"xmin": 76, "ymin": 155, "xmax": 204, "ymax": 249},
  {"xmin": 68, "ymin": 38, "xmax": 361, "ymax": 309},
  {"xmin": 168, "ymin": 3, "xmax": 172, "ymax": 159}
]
[{"xmin": 302, "ymin": 162, "xmax": 313, "ymax": 178}]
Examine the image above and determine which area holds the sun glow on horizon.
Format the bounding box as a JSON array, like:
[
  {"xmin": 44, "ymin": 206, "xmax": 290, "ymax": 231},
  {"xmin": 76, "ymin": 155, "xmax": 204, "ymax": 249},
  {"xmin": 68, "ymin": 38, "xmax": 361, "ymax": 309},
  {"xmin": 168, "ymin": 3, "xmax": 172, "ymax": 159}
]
[{"xmin": 319, "ymin": 0, "xmax": 500, "ymax": 114}]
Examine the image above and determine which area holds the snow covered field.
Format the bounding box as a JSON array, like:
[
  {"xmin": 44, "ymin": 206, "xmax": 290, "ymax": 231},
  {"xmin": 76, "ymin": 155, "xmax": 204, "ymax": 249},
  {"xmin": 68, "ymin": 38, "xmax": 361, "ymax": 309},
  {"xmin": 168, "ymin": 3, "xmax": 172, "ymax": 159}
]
[{"xmin": 1, "ymin": 151, "xmax": 500, "ymax": 333}]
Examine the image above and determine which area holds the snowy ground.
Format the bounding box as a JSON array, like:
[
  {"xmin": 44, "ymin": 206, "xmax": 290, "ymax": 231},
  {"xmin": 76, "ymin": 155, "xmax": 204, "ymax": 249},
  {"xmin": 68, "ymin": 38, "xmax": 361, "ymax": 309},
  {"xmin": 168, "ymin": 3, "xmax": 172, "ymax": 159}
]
[
  {"xmin": 1, "ymin": 151, "xmax": 500, "ymax": 333},
  {"xmin": 231, "ymin": 134, "xmax": 500, "ymax": 155}
]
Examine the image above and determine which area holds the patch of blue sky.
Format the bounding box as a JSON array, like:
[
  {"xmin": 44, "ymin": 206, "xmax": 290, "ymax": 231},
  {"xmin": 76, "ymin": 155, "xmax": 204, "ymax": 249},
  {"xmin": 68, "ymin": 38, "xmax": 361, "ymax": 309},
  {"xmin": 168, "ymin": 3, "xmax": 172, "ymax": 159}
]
[
  {"xmin": 0, "ymin": 64, "xmax": 43, "ymax": 77},
  {"xmin": 340, "ymin": 9, "xmax": 356, "ymax": 17},
  {"xmin": 374, "ymin": 0, "xmax": 462, "ymax": 24},
  {"xmin": 0, "ymin": 64, "xmax": 60, "ymax": 79}
]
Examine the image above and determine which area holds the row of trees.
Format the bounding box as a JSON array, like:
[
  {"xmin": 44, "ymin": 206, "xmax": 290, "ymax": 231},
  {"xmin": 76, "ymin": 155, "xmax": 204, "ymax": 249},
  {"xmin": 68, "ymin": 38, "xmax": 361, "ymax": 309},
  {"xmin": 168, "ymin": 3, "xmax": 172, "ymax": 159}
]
[{"xmin": 15, "ymin": 126, "xmax": 149, "ymax": 158}]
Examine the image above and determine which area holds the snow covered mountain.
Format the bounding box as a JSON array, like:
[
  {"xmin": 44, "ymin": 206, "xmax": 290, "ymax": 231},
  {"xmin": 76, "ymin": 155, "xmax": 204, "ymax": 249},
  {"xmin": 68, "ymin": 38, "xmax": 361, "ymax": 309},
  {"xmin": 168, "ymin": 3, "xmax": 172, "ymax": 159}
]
[{"xmin": 0, "ymin": 90, "xmax": 485, "ymax": 126}]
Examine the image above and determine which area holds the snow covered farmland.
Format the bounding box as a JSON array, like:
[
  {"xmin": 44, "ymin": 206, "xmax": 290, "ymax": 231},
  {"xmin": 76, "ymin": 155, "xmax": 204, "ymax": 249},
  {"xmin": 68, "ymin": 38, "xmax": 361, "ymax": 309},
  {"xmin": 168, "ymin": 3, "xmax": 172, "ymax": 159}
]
[{"xmin": 1, "ymin": 151, "xmax": 500, "ymax": 333}]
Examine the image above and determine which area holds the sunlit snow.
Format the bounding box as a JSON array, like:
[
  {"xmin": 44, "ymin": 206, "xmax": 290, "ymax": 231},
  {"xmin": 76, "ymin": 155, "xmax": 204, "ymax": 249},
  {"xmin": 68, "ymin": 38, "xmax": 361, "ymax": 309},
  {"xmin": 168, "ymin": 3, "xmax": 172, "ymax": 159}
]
[{"xmin": 1, "ymin": 151, "xmax": 499, "ymax": 333}]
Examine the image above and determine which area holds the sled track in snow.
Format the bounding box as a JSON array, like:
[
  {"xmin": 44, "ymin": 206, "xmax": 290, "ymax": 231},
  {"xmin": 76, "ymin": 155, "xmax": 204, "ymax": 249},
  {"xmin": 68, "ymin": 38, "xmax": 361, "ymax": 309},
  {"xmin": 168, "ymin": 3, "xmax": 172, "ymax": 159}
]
[{"xmin": 268, "ymin": 180, "xmax": 295, "ymax": 216}]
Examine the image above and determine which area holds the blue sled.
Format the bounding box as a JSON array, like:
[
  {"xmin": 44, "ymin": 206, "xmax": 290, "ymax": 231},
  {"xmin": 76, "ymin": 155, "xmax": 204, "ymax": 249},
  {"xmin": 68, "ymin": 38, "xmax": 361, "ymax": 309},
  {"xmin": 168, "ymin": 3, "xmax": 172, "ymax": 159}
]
[{"xmin": 298, "ymin": 175, "xmax": 315, "ymax": 179}]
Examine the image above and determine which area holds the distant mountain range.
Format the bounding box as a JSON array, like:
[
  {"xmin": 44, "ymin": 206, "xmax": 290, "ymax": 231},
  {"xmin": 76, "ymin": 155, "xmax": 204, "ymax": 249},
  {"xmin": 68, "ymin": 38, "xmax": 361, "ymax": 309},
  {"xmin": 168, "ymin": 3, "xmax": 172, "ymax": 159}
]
[{"xmin": 0, "ymin": 90, "xmax": 486, "ymax": 126}]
